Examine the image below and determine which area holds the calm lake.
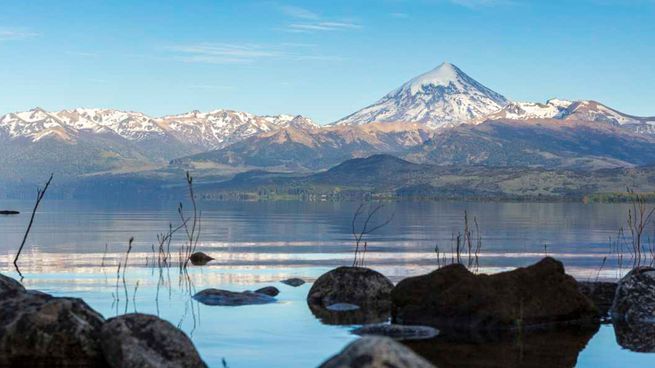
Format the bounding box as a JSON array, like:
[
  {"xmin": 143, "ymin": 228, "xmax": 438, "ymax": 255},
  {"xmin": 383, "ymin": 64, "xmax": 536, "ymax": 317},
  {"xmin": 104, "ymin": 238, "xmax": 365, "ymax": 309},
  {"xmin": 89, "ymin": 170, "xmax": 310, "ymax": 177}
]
[{"xmin": 0, "ymin": 199, "xmax": 653, "ymax": 367}]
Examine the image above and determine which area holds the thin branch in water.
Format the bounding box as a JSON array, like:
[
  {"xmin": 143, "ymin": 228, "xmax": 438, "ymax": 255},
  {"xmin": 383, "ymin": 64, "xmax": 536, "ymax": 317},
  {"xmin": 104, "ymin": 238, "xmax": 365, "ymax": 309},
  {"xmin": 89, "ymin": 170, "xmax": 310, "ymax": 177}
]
[
  {"xmin": 350, "ymin": 202, "xmax": 394, "ymax": 267},
  {"xmin": 13, "ymin": 173, "xmax": 53, "ymax": 277},
  {"xmin": 101, "ymin": 243, "xmax": 109, "ymax": 268},
  {"xmin": 595, "ymin": 256, "xmax": 607, "ymax": 283},
  {"xmin": 132, "ymin": 280, "xmax": 140, "ymax": 313}
]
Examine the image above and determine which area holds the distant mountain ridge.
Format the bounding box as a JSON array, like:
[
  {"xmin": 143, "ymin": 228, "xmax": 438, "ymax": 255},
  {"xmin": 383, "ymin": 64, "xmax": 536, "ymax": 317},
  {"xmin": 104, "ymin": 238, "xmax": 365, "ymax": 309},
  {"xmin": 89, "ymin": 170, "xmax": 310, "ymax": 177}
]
[
  {"xmin": 193, "ymin": 154, "xmax": 655, "ymax": 201},
  {"xmin": 0, "ymin": 107, "xmax": 317, "ymax": 151},
  {"xmin": 486, "ymin": 99, "xmax": 655, "ymax": 129},
  {"xmin": 3, "ymin": 61, "xmax": 655, "ymax": 188},
  {"xmin": 173, "ymin": 62, "xmax": 655, "ymax": 173}
]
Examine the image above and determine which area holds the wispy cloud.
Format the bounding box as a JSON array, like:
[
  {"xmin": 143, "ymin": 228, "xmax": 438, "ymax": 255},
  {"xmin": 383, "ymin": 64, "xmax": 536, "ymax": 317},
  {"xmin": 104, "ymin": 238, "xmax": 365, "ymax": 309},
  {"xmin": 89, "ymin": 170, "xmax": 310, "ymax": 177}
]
[
  {"xmin": 165, "ymin": 42, "xmax": 344, "ymax": 64},
  {"xmin": 287, "ymin": 21, "xmax": 362, "ymax": 33},
  {"xmin": 166, "ymin": 43, "xmax": 280, "ymax": 64},
  {"xmin": 279, "ymin": 5, "xmax": 319, "ymax": 20},
  {"xmin": 275, "ymin": 3, "xmax": 362, "ymax": 33},
  {"xmin": 448, "ymin": 0, "xmax": 513, "ymax": 9},
  {"xmin": 0, "ymin": 28, "xmax": 39, "ymax": 41}
]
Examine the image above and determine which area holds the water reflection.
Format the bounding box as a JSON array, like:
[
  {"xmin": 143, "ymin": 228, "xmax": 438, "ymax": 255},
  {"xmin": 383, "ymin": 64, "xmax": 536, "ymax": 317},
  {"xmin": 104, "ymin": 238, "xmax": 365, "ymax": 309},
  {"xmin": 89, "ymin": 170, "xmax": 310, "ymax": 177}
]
[
  {"xmin": 404, "ymin": 324, "xmax": 599, "ymax": 368},
  {"xmin": 308, "ymin": 302, "xmax": 389, "ymax": 326}
]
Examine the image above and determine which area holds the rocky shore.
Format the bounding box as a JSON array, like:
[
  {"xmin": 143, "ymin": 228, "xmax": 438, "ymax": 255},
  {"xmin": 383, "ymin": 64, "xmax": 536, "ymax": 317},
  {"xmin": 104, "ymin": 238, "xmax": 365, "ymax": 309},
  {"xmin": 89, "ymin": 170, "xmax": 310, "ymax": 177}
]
[
  {"xmin": 1, "ymin": 258, "xmax": 653, "ymax": 367},
  {"xmin": 0, "ymin": 273, "xmax": 207, "ymax": 368},
  {"xmin": 309, "ymin": 258, "xmax": 655, "ymax": 367}
]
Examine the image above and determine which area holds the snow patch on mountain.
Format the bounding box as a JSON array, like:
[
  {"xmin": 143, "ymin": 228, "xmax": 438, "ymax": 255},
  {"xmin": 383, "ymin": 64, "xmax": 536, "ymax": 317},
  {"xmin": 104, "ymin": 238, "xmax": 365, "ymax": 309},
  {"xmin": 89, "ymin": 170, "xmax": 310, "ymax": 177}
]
[
  {"xmin": 0, "ymin": 107, "xmax": 318, "ymax": 149},
  {"xmin": 486, "ymin": 99, "xmax": 655, "ymax": 132}
]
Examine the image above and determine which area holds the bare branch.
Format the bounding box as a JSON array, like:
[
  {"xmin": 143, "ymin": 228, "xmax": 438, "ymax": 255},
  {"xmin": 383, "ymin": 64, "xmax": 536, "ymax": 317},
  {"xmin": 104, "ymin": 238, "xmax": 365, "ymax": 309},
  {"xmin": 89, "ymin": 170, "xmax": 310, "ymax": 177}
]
[{"xmin": 14, "ymin": 173, "xmax": 53, "ymax": 276}]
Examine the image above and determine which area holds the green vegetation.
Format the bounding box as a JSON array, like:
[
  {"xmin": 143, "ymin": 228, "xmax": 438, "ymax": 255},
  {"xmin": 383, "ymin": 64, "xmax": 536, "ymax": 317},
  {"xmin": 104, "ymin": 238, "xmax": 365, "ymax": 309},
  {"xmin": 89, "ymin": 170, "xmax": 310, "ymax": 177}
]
[{"xmin": 584, "ymin": 192, "xmax": 655, "ymax": 203}]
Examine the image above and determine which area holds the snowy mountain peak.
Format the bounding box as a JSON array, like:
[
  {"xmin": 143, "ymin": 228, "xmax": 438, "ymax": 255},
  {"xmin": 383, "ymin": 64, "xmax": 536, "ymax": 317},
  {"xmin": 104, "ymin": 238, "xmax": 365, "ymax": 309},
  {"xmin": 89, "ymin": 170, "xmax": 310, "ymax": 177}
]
[
  {"xmin": 0, "ymin": 107, "xmax": 318, "ymax": 150},
  {"xmin": 392, "ymin": 62, "xmax": 461, "ymax": 95},
  {"xmin": 334, "ymin": 62, "xmax": 508, "ymax": 128}
]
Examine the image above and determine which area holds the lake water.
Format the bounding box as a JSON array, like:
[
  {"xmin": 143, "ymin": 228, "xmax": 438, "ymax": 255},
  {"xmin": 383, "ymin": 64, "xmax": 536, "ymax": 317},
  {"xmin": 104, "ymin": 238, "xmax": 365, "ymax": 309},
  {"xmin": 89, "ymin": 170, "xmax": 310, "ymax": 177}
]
[{"xmin": 0, "ymin": 199, "xmax": 654, "ymax": 367}]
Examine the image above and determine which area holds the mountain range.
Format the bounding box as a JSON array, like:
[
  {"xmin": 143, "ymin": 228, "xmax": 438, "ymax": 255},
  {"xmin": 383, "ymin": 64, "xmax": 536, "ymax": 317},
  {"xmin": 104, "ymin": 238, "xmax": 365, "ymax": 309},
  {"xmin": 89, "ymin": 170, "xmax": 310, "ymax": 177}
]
[
  {"xmin": 172, "ymin": 63, "xmax": 655, "ymax": 172},
  {"xmin": 2, "ymin": 62, "xmax": 655, "ymax": 199}
]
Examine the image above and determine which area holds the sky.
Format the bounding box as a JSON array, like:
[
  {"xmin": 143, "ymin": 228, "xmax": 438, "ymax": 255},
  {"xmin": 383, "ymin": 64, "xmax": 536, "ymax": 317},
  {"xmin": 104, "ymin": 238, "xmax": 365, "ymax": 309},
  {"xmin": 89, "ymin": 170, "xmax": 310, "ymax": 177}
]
[{"xmin": 0, "ymin": 0, "xmax": 654, "ymax": 123}]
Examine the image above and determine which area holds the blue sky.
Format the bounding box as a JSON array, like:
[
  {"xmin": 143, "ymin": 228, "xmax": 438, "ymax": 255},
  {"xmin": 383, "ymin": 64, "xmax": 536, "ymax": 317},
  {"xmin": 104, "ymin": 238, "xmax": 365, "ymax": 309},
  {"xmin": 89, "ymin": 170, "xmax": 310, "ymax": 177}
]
[{"xmin": 1, "ymin": 0, "xmax": 653, "ymax": 123}]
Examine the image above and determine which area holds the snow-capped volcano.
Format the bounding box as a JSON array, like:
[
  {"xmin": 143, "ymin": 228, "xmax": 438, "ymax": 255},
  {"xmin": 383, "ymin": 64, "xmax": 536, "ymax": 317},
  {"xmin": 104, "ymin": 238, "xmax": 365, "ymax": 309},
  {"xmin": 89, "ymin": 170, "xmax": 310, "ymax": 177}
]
[{"xmin": 333, "ymin": 62, "xmax": 509, "ymax": 128}]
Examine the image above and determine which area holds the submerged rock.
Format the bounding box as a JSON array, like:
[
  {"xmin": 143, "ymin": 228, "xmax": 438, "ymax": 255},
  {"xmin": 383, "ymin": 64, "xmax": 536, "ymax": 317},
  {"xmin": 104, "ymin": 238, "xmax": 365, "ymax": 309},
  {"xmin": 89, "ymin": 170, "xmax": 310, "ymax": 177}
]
[
  {"xmin": 392, "ymin": 257, "xmax": 599, "ymax": 332},
  {"xmin": 189, "ymin": 252, "xmax": 214, "ymax": 266},
  {"xmin": 577, "ymin": 281, "xmax": 617, "ymax": 318},
  {"xmin": 254, "ymin": 286, "xmax": 280, "ymax": 297},
  {"xmin": 193, "ymin": 288, "xmax": 276, "ymax": 306},
  {"xmin": 101, "ymin": 313, "xmax": 207, "ymax": 368},
  {"xmin": 610, "ymin": 267, "xmax": 655, "ymax": 323},
  {"xmin": 326, "ymin": 303, "xmax": 361, "ymax": 312},
  {"xmin": 352, "ymin": 323, "xmax": 439, "ymax": 341},
  {"xmin": 0, "ymin": 288, "xmax": 106, "ymax": 367},
  {"xmin": 0, "ymin": 273, "xmax": 25, "ymax": 293},
  {"xmin": 280, "ymin": 278, "xmax": 305, "ymax": 287},
  {"xmin": 320, "ymin": 336, "xmax": 435, "ymax": 368}
]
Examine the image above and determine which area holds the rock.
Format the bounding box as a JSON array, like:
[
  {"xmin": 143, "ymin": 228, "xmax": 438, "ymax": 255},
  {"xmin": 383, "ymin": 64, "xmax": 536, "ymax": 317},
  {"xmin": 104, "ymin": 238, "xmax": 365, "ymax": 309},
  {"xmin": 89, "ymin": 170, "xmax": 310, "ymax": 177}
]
[
  {"xmin": 280, "ymin": 278, "xmax": 305, "ymax": 287},
  {"xmin": 320, "ymin": 336, "xmax": 435, "ymax": 368},
  {"xmin": 189, "ymin": 252, "xmax": 214, "ymax": 266},
  {"xmin": 613, "ymin": 319, "xmax": 655, "ymax": 352},
  {"xmin": 392, "ymin": 257, "xmax": 599, "ymax": 332},
  {"xmin": 308, "ymin": 267, "xmax": 394, "ymax": 325},
  {"xmin": 193, "ymin": 288, "xmax": 276, "ymax": 306},
  {"xmin": 352, "ymin": 323, "xmax": 439, "ymax": 341},
  {"xmin": 254, "ymin": 286, "xmax": 280, "ymax": 297},
  {"xmin": 0, "ymin": 289, "xmax": 106, "ymax": 367},
  {"xmin": 308, "ymin": 267, "xmax": 394, "ymax": 309},
  {"xmin": 326, "ymin": 303, "xmax": 361, "ymax": 312},
  {"xmin": 577, "ymin": 281, "xmax": 617, "ymax": 318},
  {"xmin": 101, "ymin": 313, "xmax": 207, "ymax": 368},
  {"xmin": 610, "ymin": 267, "xmax": 655, "ymax": 323},
  {"xmin": 0, "ymin": 273, "xmax": 25, "ymax": 293}
]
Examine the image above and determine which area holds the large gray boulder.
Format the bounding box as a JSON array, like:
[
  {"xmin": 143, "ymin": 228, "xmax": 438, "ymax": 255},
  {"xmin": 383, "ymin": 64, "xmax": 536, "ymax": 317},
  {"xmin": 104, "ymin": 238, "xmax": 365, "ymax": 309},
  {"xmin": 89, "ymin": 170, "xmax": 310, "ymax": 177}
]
[
  {"xmin": 0, "ymin": 273, "xmax": 24, "ymax": 293},
  {"xmin": 613, "ymin": 320, "xmax": 655, "ymax": 352},
  {"xmin": 320, "ymin": 336, "xmax": 435, "ymax": 368},
  {"xmin": 308, "ymin": 267, "xmax": 394, "ymax": 325},
  {"xmin": 0, "ymin": 288, "xmax": 106, "ymax": 367},
  {"xmin": 392, "ymin": 257, "xmax": 599, "ymax": 332},
  {"xmin": 610, "ymin": 267, "xmax": 655, "ymax": 323},
  {"xmin": 308, "ymin": 267, "xmax": 393, "ymax": 309},
  {"xmin": 100, "ymin": 313, "xmax": 207, "ymax": 368}
]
